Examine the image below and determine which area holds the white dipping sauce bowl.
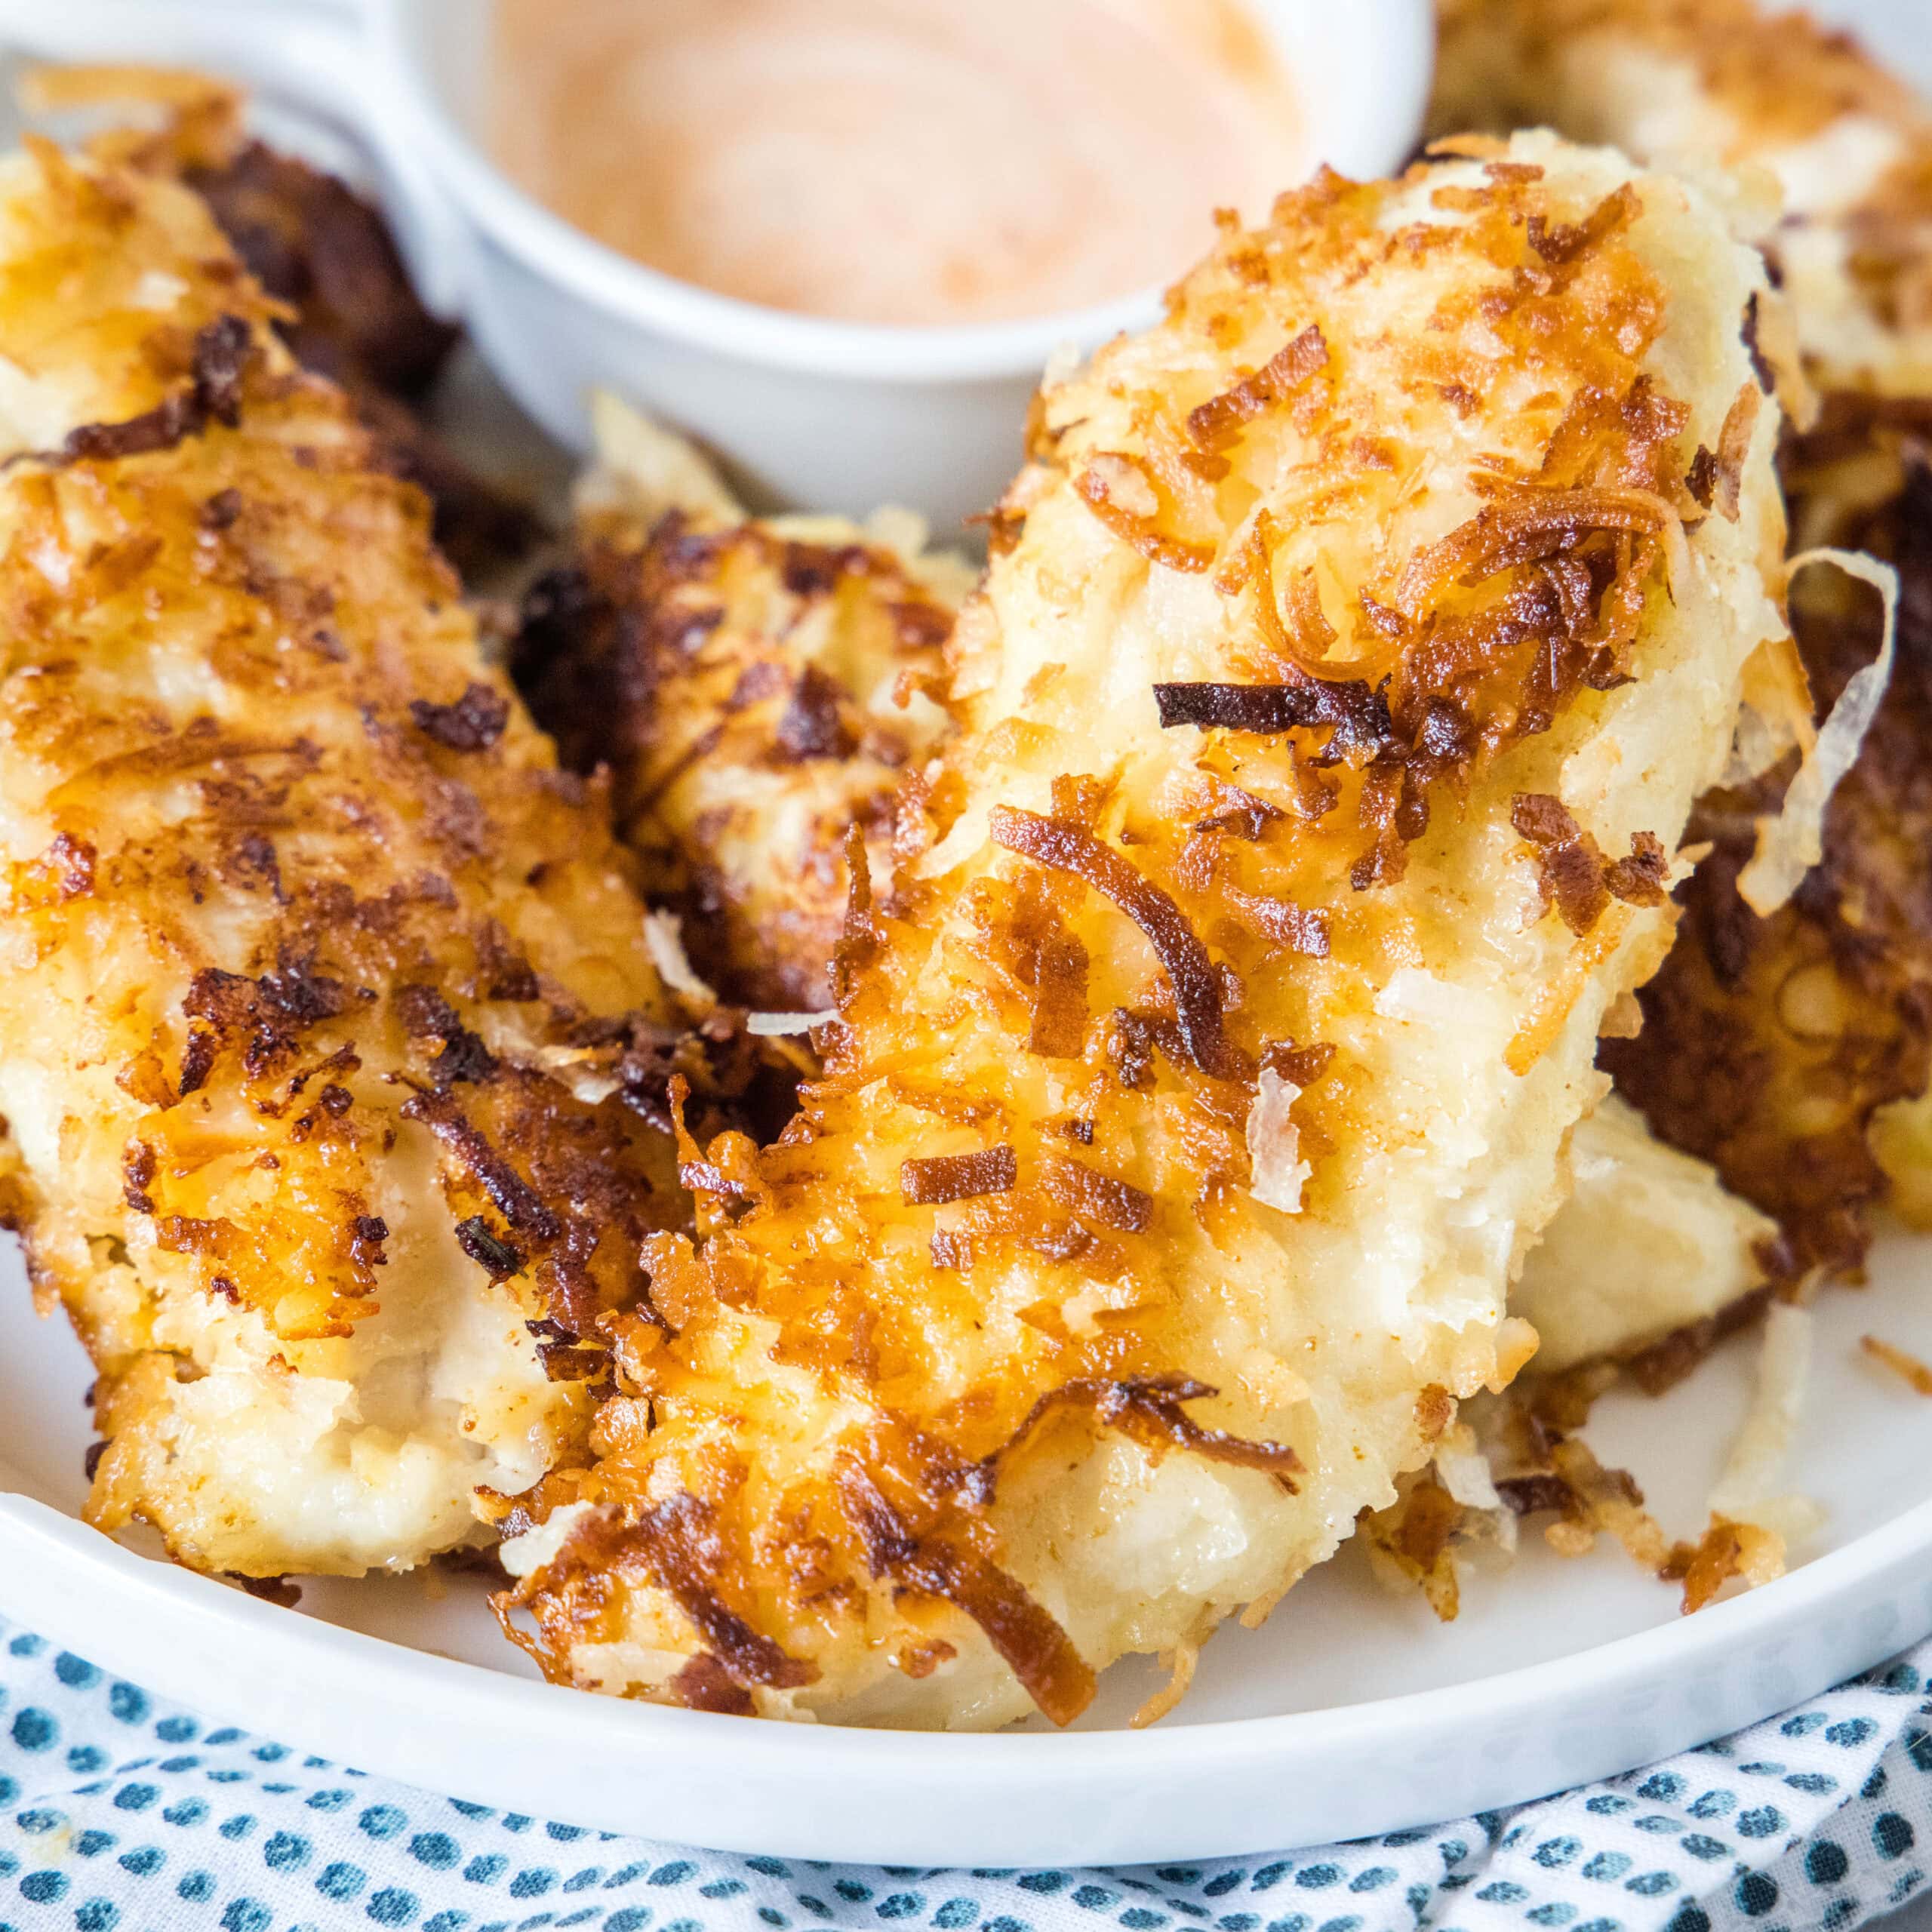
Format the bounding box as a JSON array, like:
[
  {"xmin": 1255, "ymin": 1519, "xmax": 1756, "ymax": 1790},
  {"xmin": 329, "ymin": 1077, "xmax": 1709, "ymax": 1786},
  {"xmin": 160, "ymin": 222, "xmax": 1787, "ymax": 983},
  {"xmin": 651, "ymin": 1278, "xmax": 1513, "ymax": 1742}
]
[{"xmin": 0, "ymin": 0, "xmax": 1434, "ymax": 529}]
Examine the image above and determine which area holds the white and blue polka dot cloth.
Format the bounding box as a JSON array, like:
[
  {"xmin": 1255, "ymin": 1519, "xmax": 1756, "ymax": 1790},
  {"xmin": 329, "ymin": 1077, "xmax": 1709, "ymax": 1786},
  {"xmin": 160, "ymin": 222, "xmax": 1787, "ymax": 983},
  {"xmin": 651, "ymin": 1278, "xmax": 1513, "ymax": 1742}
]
[{"xmin": 5, "ymin": 1616, "xmax": 1932, "ymax": 1932}]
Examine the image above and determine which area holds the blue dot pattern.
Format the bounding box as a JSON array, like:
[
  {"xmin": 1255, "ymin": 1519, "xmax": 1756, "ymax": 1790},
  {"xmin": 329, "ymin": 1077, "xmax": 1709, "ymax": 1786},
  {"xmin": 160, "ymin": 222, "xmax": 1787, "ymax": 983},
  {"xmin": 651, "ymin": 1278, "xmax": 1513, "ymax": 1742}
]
[{"xmin": 2, "ymin": 1619, "xmax": 1931, "ymax": 1932}]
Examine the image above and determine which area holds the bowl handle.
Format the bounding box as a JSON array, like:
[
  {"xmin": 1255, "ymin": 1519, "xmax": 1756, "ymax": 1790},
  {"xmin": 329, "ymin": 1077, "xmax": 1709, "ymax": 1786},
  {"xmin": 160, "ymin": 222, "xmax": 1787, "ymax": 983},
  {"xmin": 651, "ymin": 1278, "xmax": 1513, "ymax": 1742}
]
[{"xmin": 0, "ymin": 0, "xmax": 472, "ymax": 314}]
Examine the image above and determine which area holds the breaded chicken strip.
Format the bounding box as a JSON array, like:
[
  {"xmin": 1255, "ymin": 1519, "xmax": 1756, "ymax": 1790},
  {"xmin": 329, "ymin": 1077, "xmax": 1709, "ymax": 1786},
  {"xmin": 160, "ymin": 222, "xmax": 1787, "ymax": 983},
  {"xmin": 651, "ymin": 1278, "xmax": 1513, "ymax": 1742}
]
[
  {"xmin": 524, "ymin": 395, "xmax": 1792, "ymax": 1383},
  {"xmin": 1433, "ymin": 0, "xmax": 1932, "ymax": 1278},
  {"xmin": 491, "ymin": 134, "xmax": 1786, "ymax": 1728},
  {"xmin": 514, "ymin": 398, "xmax": 968, "ymax": 1011},
  {"xmin": 0, "ymin": 140, "xmax": 715, "ymax": 1580},
  {"xmin": 1606, "ymin": 408, "xmax": 1932, "ymax": 1272},
  {"xmin": 1433, "ymin": 0, "xmax": 1932, "ymax": 395},
  {"xmin": 518, "ymin": 403, "xmax": 1779, "ymax": 1370}
]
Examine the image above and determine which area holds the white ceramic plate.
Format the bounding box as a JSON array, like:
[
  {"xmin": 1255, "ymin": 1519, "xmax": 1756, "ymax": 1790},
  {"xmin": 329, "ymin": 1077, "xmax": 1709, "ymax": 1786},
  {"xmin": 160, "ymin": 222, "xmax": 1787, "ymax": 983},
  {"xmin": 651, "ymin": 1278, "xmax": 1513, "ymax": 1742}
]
[
  {"xmin": 8, "ymin": 1227, "xmax": 1932, "ymax": 1865},
  {"xmin": 6, "ymin": 0, "xmax": 1932, "ymax": 1871}
]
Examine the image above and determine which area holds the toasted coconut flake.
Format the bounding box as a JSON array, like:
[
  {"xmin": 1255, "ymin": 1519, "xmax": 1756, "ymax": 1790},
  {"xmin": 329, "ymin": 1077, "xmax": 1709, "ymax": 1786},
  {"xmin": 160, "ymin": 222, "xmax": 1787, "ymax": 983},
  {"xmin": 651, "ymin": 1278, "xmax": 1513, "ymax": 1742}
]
[
  {"xmin": 1663, "ymin": 1515, "xmax": 1786, "ymax": 1614},
  {"xmin": 1525, "ymin": 182, "xmax": 1637, "ymax": 265},
  {"xmin": 1186, "ymin": 325, "xmax": 1328, "ymax": 451},
  {"xmin": 929, "ymin": 1229, "xmax": 973, "ymax": 1271},
  {"xmin": 1604, "ymin": 832, "xmax": 1669, "ymax": 908},
  {"xmin": 1361, "ymin": 1473, "xmax": 1464, "ymax": 1620},
  {"xmin": 1506, "ymin": 1434, "xmax": 1670, "ymax": 1569},
  {"xmin": 1708, "ymin": 1301, "xmax": 1818, "ymax": 1545},
  {"xmin": 1039, "ymin": 1156, "xmax": 1153, "ymax": 1233},
  {"xmin": 1153, "ymin": 678, "xmax": 1397, "ymax": 758},
  {"xmin": 1739, "ymin": 550, "xmax": 1900, "ymax": 914},
  {"xmin": 643, "ymin": 911, "xmax": 718, "ymax": 1009},
  {"xmin": 835, "ymin": 1459, "xmax": 1094, "ymax": 1726},
  {"xmin": 411, "ymin": 681, "xmax": 509, "ymax": 752},
  {"xmin": 1495, "ymin": 1470, "xmax": 1571, "ymax": 1516},
  {"xmin": 1017, "ymin": 885, "xmax": 1093, "ymax": 1059},
  {"xmin": 1247, "ymin": 1066, "xmax": 1311, "ymax": 1214},
  {"xmin": 1685, "ymin": 445, "xmax": 1718, "ymax": 511},
  {"xmin": 996, "ymin": 1374, "xmax": 1303, "ymax": 1482},
  {"xmin": 1556, "ymin": 1438, "xmax": 1668, "ymax": 1566},
  {"xmin": 1513, "ymin": 792, "xmax": 1611, "ymax": 934},
  {"xmin": 744, "ymin": 1008, "xmax": 837, "ymax": 1036},
  {"xmin": 989, "ymin": 806, "xmax": 1254, "ymax": 1083},
  {"xmin": 1512, "ymin": 795, "xmax": 1670, "ymax": 935},
  {"xmin": 1250, "ymin": 515, "xmax": 1398, "ymax": 685},
  {"xmin": 1225, "ymin": 887, "xmax": 1331, "ymax": 957},
  {"xmin": 1713, "ymin": 383, "xmax": 1762, "ymax": 524},
  {"xmin": 1861, "ymin": 1334, "xmax": 1932, "ymax": 1396},
  {"xmin": 531, "ymin": 1494, "xmax": 820, "ymax": 1692},
  {"xmin": 1075, "ymin": 454, "xmax": 1215, "ymax": 574},
  {"xmin": 1131, "ymin": 1641, "xmax": 1200, "ymax": 1728},
  {"xmin": 1395, "ymin": 485, "xmax": 1672, "ymax": 614},
  {"xmin": 900, "ymin": 1146, "xmax": 1017, "ymax": 1207}
]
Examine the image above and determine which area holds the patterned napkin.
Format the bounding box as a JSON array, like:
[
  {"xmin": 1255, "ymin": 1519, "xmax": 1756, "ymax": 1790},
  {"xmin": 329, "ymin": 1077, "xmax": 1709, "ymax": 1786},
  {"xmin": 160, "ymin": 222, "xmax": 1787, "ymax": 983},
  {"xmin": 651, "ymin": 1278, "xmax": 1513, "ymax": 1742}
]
[{"xmin": 3, "ymin": 1614, "xmax": 1932, "ymax": 1932}]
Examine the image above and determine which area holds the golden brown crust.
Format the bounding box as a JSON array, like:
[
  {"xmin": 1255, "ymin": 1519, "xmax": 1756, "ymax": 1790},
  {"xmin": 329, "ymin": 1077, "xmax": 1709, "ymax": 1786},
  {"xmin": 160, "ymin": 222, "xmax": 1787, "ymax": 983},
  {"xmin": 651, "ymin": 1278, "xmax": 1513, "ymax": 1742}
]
[
  {"xmin": 1432, "ymin": 0, "xmax": 1932, "ymax": 393},
  {"xmin": 1606, "ymin": 401, "xmax": 1932, "ymax": 1273},
  {"xmin": 513, "ymin": 512, "xmax": 955, "ymax": 1009},
  {"xmin": 0, "ymin": 141, "xmax": 702, "ymax": 1575},
  {"xmin": 41, "ymin": 67, "xmax": 534, "ymax": 578}
]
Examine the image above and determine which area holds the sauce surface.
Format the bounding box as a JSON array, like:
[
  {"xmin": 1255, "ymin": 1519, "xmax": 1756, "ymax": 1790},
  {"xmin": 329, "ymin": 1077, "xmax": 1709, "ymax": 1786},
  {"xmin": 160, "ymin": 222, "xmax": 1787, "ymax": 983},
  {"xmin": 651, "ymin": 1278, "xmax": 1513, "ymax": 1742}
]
[{"xmin": 491, "ymin": 0, "xmax": 1304, "ymax": 328}]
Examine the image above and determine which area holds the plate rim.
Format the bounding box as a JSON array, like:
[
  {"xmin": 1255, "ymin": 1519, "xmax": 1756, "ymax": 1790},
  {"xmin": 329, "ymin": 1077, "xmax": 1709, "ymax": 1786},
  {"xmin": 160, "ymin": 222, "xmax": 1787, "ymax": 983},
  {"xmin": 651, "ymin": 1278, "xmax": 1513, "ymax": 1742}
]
[
  {"xmin": 8, "ymin": 1486, "xmax": 1930, "ymax": 1758},
  {"xmin": 5, "ymin": 1478, "xmax": 1932, "ymax": 1861}
]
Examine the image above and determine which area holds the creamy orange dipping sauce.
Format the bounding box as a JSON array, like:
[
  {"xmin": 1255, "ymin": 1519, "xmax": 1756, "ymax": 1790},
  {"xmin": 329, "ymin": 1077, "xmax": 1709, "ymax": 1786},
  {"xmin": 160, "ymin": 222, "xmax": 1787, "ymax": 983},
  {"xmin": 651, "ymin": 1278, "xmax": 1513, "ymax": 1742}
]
[{"xmin": 491, "ymin": 0, "xmax": 1304, "ymax": 327}]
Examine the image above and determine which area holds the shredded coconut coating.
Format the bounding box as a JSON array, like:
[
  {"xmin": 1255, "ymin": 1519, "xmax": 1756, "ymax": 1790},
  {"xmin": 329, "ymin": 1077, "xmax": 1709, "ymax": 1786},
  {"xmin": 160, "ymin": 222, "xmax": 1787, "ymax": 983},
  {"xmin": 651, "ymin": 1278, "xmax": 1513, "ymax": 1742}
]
[
  {"xmin": 1432, "ymin": 0, "xmax": 1932, "ymax": 396},
  {"xmin": 1607, "ymin": 414, "xmax": 1932, "ymax": 1274},
  {"xmin": 0, "ymin": 142, "xmax": 712, "ymax": 1580},
  {"xmin": 514, "ymin": 408, "xmax": 966, "ymax": 1012},
  {"xmin": 495, "ymin": 134, "xmax": 1786, "ymax": 1728},
  {"xmin": 1432, "ymin": 0, "xmax": 1932, "ymax": 1287}
]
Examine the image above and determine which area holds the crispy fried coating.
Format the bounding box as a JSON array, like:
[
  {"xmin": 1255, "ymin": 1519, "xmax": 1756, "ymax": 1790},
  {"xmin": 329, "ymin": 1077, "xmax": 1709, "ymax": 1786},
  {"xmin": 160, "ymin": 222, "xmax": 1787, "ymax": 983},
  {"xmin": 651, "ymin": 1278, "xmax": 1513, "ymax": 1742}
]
[
  {"xmin": 39, "ymin": 67, "xmax": 535, "ymax": 579},
  {"xmin": 514, "ymin": 416, "xmax": 965, "ymax": 1011},
  {"xmin": 530, "ymin": 420, "xmax": 1782, "ymax": 1380},
  {"xmin": 1605, "ymin": 407, "xmax": 1932, "ymax": 1272},
  {"xmin": 180, "ymin": 133, "xmax": 539, "ymax": 580},
  {"xmin": 180, "ymin": 139, "xmax": 457, "ymax": 404},
  {"xmin": 492, "ymin": 135, "xmax": 1786, "ymax": 1727},
  {"xmin": 0, "ymin": 140, "xmax": 709, "ymax": 1579},
  {"xmin": 1432, "ymin": 0, "xmax": 1932, "ymax": 1275},
  {"xmin": 1432, "ymin": 0, "xmax": 1932, "ymax": 395}
]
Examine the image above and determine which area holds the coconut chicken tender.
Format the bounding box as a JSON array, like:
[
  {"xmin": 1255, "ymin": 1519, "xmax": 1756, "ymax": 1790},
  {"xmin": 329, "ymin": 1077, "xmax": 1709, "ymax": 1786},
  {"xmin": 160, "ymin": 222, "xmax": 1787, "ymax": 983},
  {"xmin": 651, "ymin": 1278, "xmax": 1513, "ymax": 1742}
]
[
  {"xmin": 0, "ymin": 140, "xmax": 718, "ymax": 1581},
  {"xmin": 521, "ymin": 405, "xmax": 1777, "ymax": 1371},
  {"xmin": 491, "ymin": 134, "xmax": 1787, "ymax": 1728},
  {"xmin": 514, "ymin": 401, "xmax": 968, "ymax": 1011},
  {"xmin": 1605, "ymin": 408, "xmax": 1932, "ymax": 1273},
  {"xmin": 1433, "ymin": 0, "xmax": 1932, "ymax": 1280}
]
